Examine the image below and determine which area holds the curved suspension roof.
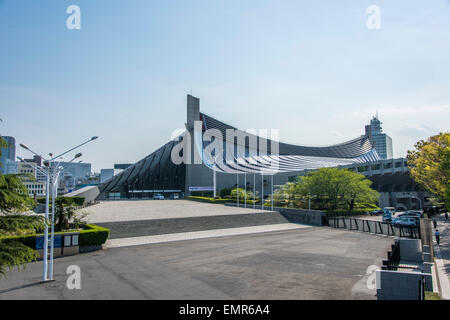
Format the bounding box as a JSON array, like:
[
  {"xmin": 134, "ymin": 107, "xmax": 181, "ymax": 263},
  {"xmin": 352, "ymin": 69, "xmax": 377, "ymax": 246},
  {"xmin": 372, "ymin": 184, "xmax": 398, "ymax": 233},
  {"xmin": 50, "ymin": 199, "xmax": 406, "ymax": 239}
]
[{"xmin": 199, "ymin": 113, "xmax": 379, "ymax": 175}]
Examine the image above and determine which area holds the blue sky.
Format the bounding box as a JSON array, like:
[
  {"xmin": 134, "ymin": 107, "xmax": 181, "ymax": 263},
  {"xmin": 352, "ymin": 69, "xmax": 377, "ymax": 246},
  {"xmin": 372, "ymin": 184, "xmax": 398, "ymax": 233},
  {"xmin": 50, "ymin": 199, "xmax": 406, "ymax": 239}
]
[{"xmin": 1, "ymin": 0, "xmax": 449, "ymax": 172}]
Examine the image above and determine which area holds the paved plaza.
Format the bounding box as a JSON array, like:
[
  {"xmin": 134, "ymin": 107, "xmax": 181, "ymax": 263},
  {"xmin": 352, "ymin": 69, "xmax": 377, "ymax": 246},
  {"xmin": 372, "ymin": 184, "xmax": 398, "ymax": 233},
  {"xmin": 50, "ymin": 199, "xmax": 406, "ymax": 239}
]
[
  {"xmin": 86, "ymin": 200, "xmax": 269, "ymax": 223},
  {"xmin": 0, "ymin": 227, "xmax": 392, "ymax": 300}
]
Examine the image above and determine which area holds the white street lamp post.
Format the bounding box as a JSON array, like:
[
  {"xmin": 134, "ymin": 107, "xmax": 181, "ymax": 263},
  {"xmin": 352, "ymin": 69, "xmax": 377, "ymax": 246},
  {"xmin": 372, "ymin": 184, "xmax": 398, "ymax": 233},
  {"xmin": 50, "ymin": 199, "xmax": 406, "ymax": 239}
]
[
  {"xmin": 20, "ymin": 138, "xmax": 97, "ymax": 282},
  {"xmin": 49, "ymin": 169, "xmax": 60, "ymax": 280},
  {"xmin": 308, "ymin": 195, "xmax": 317, "ymax": 211},
  {"xmin": 261, "ymin": 174, "xmax": 264, "ymax": 210},
  {"xmin": 236, "ymin": 173, "xmax": 239, "ymax": 207},
  {"xmin": 253, "ymin": 174, "xmax": 256, "ymax": 209},
  {"xmin": 244, "ymin": 173, "xmax": 247, "ymax": 208},
  {"xmin": 43, "ymin": 171, "xmax": 50, "ymax": 281},
  {"xmin": 213, "ymin": 167, "xmax": 216, "ymax": 198},
  {"xmin": 271, "ymin": 175, "xmax": 274, "ymax": 211}
]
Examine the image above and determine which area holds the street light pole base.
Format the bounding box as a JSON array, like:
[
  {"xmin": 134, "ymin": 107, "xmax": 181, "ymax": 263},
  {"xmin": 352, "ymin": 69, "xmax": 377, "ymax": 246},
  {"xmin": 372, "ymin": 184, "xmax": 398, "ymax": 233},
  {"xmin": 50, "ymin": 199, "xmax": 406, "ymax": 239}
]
[{"xmin": 40, "ymin": 279, "xmax": 56, "ymax": 284}]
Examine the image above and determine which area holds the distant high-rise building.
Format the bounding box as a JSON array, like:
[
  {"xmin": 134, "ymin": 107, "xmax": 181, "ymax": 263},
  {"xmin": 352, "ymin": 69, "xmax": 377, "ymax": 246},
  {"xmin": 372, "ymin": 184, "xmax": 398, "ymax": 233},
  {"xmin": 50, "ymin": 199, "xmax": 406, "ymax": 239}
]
[
  {"xmin": 0, "ymin": 136, "xmax": 17, "ymax": 174},
  {"xmin": 100, "ymin": 169, "xmax": 114, "ymax": 183},
  {"xmin": 364, "ymin": 114, "xmax": 393, "ymax": 160},
  {"xmin": 51, "ymin": 162, "xmax": 92, "ymax": 192},
  {"xmin": 24, "ymin": 155, "xmax": 42, "ymax": 166}
]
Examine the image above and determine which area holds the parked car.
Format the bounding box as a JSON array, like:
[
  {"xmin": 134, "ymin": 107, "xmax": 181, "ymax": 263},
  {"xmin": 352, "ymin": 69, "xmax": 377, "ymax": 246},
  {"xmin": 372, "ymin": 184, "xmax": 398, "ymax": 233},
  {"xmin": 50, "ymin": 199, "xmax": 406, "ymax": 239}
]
[
  {"xmin": 171, "ymin": 193, "xmax": 179, "ymax": 200},
  {"xmin": 393, "ymin": 217, "xmax": 418, "ymax": 227},
  {"xmin": 370, "ymin": 209, "xmax": 384, "ymax": 216},
  {"xmin": 406, "ymin": 210, "xmax": 423, "ymax": 217},
  {"xmin": 382, "ymin": 209, "xmax": 393, "ymax": 223},
  {"xmin": 397, "ymin": 211, "xmax": 421, "ymax": 219},
  {"xmin": 384, "ymin": 207, "xmax": 397, "ymax": 215},
  {"xmin": 153, "ymin": 193, "xmax": 165, "ymax": 200}
]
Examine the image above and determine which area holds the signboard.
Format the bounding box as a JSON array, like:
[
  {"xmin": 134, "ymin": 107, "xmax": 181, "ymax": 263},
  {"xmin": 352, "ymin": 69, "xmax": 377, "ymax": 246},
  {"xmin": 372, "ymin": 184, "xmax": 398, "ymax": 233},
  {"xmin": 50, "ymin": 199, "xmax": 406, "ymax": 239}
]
[
  {"xmin": 189, "ymin": 186, "xmax": 214, "ymax": 192},
  {"xmin": 36, "ymin": 235, "xmax": 62, "ymax": 250},
  {"xmin": 129, "ymin": 190, "xmax": 182, "ymax": 193}
]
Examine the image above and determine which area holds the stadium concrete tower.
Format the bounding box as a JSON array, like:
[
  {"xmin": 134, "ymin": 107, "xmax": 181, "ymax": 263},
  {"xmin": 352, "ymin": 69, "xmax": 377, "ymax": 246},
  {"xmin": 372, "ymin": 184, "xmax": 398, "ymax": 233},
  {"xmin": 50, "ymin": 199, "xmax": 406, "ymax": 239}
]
[{"xmin": 97, "ymin": 95, "xmax": 379, "ymax": 200}]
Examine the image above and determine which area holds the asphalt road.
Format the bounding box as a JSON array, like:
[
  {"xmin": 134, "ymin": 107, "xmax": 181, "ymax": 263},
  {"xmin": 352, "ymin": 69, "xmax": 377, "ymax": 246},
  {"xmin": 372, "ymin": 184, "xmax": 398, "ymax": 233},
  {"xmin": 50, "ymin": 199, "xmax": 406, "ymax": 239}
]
[{"xmin": 0, "ymin": 227, "xmax": 392, "ymax": 300}]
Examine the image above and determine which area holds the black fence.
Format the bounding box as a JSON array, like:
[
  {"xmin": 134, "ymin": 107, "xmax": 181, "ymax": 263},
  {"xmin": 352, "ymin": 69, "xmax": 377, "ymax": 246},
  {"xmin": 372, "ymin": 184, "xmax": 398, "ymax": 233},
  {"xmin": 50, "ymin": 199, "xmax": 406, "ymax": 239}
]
[
  {"xmin": 382, "ymin": 240, "xmax": 400, "ymax": 271},
  {"xmin": 327, "ymin": 216, "xmax": 421, "ymax": 239}
]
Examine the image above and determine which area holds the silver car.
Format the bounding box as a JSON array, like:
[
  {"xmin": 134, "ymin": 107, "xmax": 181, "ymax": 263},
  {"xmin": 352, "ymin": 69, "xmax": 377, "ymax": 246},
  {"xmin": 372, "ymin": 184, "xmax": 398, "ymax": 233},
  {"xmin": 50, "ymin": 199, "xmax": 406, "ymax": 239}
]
[{"xmin": 393, "ymin": 217, "xmax": 418, "ymax": 227}]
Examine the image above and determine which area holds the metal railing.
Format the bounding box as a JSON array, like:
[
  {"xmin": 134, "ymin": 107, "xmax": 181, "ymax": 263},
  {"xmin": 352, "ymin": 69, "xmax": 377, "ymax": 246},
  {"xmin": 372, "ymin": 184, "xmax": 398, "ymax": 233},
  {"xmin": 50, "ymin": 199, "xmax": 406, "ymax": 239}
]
[
  {"xmin": 327, "ymin": 216, "xmax": 420, "ymax": 239},
  {"xmin": 382, "ymin": 240, "xmax": 400, "ymax": 271}
]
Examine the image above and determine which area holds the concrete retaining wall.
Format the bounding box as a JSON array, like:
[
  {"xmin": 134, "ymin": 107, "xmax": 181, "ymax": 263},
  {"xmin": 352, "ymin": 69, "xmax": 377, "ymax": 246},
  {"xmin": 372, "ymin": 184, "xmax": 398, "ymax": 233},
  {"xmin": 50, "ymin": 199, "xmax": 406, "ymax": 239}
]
[
  {"xmin": 399, "ymin": 239, "xmax": 423, "ymax": 263},
  {"xmin": 224, "ymin": 203, "xmax": 326, "ymax": 226},
  {"xmin": 376, "ymin": 270, "xmax": 433, "ymax": 300}
]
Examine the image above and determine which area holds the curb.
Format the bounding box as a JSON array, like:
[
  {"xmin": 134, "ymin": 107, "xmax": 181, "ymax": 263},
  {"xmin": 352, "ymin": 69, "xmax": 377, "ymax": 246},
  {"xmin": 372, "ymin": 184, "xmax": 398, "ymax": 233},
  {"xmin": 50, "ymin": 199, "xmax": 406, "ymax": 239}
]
[{"xmin": 433, "ymin": 236, "xmax": 450, "ymax": 299}]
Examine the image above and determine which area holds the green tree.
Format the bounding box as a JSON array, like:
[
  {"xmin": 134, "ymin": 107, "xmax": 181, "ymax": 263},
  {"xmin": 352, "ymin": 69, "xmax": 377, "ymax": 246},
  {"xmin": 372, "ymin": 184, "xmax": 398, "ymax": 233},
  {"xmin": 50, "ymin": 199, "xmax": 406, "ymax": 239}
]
[
  {"xmin": 0, "ymin": 214, "xmax": 45, "ymax": 278},
  {"xmin": 277, "ymin": 168, "xmax": 379, "ymax": 211},
  {"xmin": 0, "ymin": 135, "xmax": 35, "ymax": 214},
  {"xmin": 407, "ymin": 132, "xmax": 450, "ymax": 209},
  {"xmin": 0, "ymin": 241, "xmax": 39, "ymax": 278},
  {"xmin": 0, "ymin": 135, "xmax": 41, "ymax": 278},
  {"xmin": 341, "ymin": 172, "xmax": 379, "ymax": 211},
  {"xmin": 0, "ymin": 174, "xmax": 36, "ymax": 214}
]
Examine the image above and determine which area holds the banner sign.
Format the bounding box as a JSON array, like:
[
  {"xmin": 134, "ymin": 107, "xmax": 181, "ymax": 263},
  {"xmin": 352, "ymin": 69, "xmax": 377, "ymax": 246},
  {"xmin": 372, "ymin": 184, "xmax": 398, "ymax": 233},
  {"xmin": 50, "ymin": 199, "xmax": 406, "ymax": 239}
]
[{"xmin": 189, "ymin": 186, "xmax": 214, "ymax": 192}]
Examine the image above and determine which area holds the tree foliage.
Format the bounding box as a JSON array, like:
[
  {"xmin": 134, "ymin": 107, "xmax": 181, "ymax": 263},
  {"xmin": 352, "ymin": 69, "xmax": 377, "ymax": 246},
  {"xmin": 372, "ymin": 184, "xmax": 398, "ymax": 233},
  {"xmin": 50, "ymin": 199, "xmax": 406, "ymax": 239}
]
[
  {"xmin": 275, "ymin": 168, "xmax": 379, "ymax": 211},
  {"xmin": 230, "ymin": 188, "xmax": 254, "ymax": 200},
  {"xmin": 53, "ymin": 197, "xmax": 88, "ymax": 231},
  {"xmin": 0, "ymin": 135, "xmax": 35, "ymax": 213},
  {"xmin": 407, "ymin": 132, "xmax": 450, "ymax": 209},
  {"xmin": 0, "ymin": 174, "xmax": 36, "ymax": 214},
  {"xmin": 0, "ymin": 136, "xmax": 40, "ymax": 277},
  {"xmin": 0, "ymin": 240, "xmax": 38, "ymax": 278},
  {"xmin": 0, "ymin": 213, "xmax": 44, "ymax": 279}
]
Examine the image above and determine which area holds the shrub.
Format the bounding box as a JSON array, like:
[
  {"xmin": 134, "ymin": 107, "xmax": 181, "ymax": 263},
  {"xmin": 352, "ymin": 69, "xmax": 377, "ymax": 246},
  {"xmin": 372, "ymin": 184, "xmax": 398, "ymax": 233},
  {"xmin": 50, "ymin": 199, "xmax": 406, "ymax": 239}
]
[
  {"xmin": 219, "ymin": 188, "xmax": 232, "ymax": 197},
  {"xmin": 79, "ymin": 224, "xmax": 110, "ymax": 247},
  {"xmin": 187, "ymin": 196, "xmax": 259, "ymax": 205},
  {"xmin": 425, "ymin": 292, "xmax": 441, "ymax": 300},
  {"xmin": 69, "ymin": 197, "xmax": 85, "ymax": 206},
  {"xmin": 37, "ymin": 196, "xmax": 85, "ymax": 207},
  {"xmin": 187, "ymin": 196, "xmax": 229, "ymax": 204}
]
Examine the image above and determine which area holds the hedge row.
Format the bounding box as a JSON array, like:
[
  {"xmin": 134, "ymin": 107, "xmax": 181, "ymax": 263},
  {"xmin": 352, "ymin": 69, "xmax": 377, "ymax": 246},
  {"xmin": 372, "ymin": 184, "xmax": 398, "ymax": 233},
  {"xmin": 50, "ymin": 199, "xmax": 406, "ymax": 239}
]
[
  {"xmin": 0, "ymin": 233, "xmax": 36, "ymax": 248},
  {"xmin": 0, "ymin": 224, "xmax": 110, "ymax": 248},
  {"xmin": 79, "ymin": 224, "xmax": 110, "ymax": 247},
  {"xmin": 36, "ymin": 196, "xmax": 85, "ymax": 206},
  {"xmin": 187, "ymin": 196, "xmax": 229, "ymax": 204},
  {"xmin": 187, "ymin": 196, "xmax": 260, "ymax": 205}
]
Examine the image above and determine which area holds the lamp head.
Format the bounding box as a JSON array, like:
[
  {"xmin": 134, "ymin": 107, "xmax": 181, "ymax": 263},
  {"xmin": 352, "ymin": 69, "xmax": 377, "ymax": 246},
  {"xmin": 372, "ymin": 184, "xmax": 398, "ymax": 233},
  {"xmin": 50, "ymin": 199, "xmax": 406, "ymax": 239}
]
[
  {"xmin": 75, "ymin": 152, "xmax": 82, "ymax": 159},
  {"xmin": 19, "ymin": 143, "xmax": 29, "ymax": 150},
  {"xmin": 91, "ymin": 136, "xmax": 99, "ymax": 141}
]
